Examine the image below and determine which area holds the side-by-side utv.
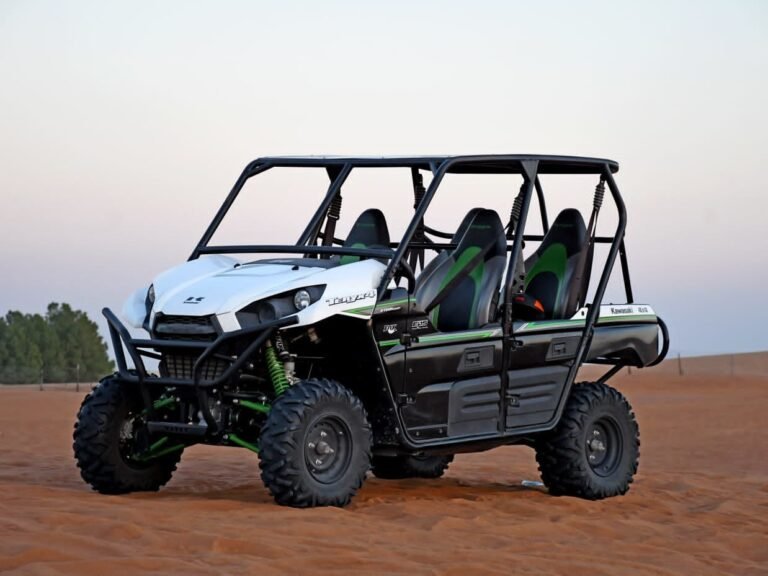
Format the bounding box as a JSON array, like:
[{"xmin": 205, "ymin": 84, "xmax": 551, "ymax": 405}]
[{"xmin": 73, "ymin": 155, "xmax": 669, "ymax": 507}]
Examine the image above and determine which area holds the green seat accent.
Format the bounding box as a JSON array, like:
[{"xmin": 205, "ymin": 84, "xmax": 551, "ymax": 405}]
[
  {"xmin": 525, "ymin": 243, "xmax": 567, "ymax": 286},
  {"xmin": 416, "ymin": 208, "xmax": 506, "ymax": 332},
  {"xmin": 522, "ymin": 208, "xmax": 588, "ymax": 320},
  {"xmin": 524, "ymin": 243, "xmax": 567, "ymax": 313},
  {"xmin": 431, "ymin": 246, "xmax": 484, "ymax": 328},
  {"xmin": 339, "ymin": 242, "xmax": 367, "ymax": 265}
]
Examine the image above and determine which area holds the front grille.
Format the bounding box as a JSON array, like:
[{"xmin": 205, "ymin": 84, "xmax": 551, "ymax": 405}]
[
  {"xmin": 163, "ymin": 354, "xmax": 228, "ymax": 382},
  {"xmin": 154, "ymin": 315, "xmax": 217, "ymax": 341}
]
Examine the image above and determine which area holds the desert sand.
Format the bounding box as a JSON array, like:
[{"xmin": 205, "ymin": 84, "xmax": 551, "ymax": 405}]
[{"xmin": 1, "ymin": 362, "xmax": 766, "ymax": 575}]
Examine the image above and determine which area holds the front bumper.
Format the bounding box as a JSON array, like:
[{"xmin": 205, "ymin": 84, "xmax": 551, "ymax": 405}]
[
  {"xmin": 103, "ymin": 307, "xmax": 297, "ymax": 389},
  {"xmin": 103, "ymin": 308, "xmax": 297, "ymax": 432}
]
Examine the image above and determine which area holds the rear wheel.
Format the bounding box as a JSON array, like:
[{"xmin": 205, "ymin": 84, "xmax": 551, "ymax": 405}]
[
  {"xmin": 73, "ymin": 375, "xmax": 183, "ymax": 494},
  {"xmin": 259, "ymin": 378, "xmax": 371, "ymax": 507},
  {"xmin": 371, "ymin": 454, "xmax": 454, "ymax": 479},
  {"xmin": 535, "ymin": 381, "xmax": 639, "ymax": 499}
]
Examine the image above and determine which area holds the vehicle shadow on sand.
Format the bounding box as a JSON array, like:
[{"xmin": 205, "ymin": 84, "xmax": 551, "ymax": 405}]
[{"xmin": 142, "ymin": 475, "xmax": 547, "ymax": 508}]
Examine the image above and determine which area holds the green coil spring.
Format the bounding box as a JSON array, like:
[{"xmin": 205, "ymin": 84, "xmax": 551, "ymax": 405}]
[{"xmin": 265, "ymin": 341, "xmax": 290, "ymax": 396}]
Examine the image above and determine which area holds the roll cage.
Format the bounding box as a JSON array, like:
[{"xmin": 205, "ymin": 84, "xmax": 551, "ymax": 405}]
[{"xmin": 189, "ymin": 154, "xmax": 633, "ymax": 337}]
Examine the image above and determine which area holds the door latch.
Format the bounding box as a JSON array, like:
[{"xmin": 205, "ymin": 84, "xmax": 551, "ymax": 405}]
[{"xmin": 399, "ymin": 332, "xmax": 418, "ymax": 347}]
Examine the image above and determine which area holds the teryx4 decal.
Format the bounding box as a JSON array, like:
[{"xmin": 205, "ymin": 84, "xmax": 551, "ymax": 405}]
[{"xmin": 326, "ymin": 290, "xmax": 377, "ymax": 306}]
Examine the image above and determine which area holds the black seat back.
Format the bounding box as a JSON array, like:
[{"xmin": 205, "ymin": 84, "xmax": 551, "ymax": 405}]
[
  {"xmin": 524, "ymin": 208, "xmax": 588, "ymax": 319},
  {"xmin": 338, "ymin": 209, "xmax": 390, "ymax": 264},
  {"xmin": 416, "ymin": 208, "xmax": 507, "ymax": 331}
]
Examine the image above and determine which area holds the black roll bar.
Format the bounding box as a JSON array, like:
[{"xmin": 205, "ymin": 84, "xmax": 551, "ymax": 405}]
[
  {"xmin": 502, "ymin": 161, "xmax": 538, "ymax": 332},
  {"xmin": 189, "ymin": 161, "xmax": 273, "ymax": 261},
  {"xmin": 534, "ymin": 175, "xmax": 549, "ymax": 233},
  {"xmin": 556, "ymin": 165, "xmax": 628, "ymax": 393},
  {"xmin": 377, "ymin": 160, "xmax": 450, "ymax": 294},
  {"xmin": 196, "ymin": 244, "xmax": 394, "ymax": 259}
]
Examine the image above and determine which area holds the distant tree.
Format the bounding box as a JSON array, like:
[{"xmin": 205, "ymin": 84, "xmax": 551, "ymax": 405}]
[
  {"xmin": 47, "ymin": 303, "xmax": 114, "ymax": 381},
  {"xmin": 0, "ymin": 304, "xmax": 114, "ymax": 384},
  {"xmin": 0, "ymin": 312, "xmax": 43, "ymax": 384},
  {"xmin": 25, "ymin": 312, "xmax": 66, "ymax": 382}
]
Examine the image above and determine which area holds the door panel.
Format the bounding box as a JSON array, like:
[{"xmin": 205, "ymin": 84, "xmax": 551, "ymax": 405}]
[
  {"xmin": 404, "ymin": 335, "xmax": 503, "ymax": 395},
  {"xmin": 447, "ymin": 375, "xmax": 502, "ymax": 436},
  {"xmin": 401, "ymin": 329, "xmax": 503, "ymax": 440},
  {"xmin": 504, "ymin": 365, "xmax": 569, "ymax": 429},
  {"xmin": 400, "ymin": 382, "xmax": 450, "ymax": 440}
]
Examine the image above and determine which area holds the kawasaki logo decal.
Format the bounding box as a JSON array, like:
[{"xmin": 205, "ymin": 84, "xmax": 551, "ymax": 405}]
[{"xmin": 610, "ymin": 306, "xmax": 634, "ymax": 314}]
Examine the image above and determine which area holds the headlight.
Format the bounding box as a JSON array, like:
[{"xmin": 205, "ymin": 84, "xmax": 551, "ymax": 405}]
[
  {"xmin": 294, "ymin": 289, "xmax": 311, "ymax": 310},
  {"xmin": 147, "ymin": 284, "xmax": 156, "ymax": 304},
  {"xmin": 236, "ymin": 285, "xmax": 326, "ymax": 328}
]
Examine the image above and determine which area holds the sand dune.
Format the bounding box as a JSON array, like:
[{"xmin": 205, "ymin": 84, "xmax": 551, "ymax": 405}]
[{"xmin": 0, "ymin": 365, "xmax": 766, "ymax": 575}]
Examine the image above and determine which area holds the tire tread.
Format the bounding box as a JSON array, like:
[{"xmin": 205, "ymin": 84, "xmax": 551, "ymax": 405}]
[
  {"xmin": 535, "ymin": 381, "xmax": 640, "ymax": 499},
  {"xmin": 259, "ymin": 378, "xmax": 371, "ymax": 507},
  {"xmin": 72, "ymin": 375, "xmax": 181, "ymax": 494}
]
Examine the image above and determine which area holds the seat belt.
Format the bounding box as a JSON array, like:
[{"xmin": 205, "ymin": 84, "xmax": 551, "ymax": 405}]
[
  {"xmin": 577, "ymin": 177, "xmax": 605, "ymax": 307},
  {"xmin": 407, "ymin": 168, "xmax": 427, "ymax": 273},
  {"xmin": 321, "ymin": 193, "xmax": 342, "ymax": 249},
  {"xmin": 505, "ymin": 184, "xmax": 525, "ymax": 242},
  {"xmin": 424, "ymin": 241, "xmax": 496, "ymax": 315},
  {"xmin": 505, "ymin": 184, "xmax": 527, "ymax": 296}
]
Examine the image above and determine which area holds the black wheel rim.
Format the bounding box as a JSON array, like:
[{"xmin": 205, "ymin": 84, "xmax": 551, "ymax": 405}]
[
  {"xmin": 304, "ymin": 415, "xmax": 352, "ymax": 484},
  {"xmin": 118, "ymin": 408, "xmax": 151, "ymax": 469},
  {"xmin": 586, "ymin": 416, "xmax": 623, "ymax": 477}
]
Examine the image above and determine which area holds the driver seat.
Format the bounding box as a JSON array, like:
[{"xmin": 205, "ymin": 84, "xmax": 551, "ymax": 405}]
[
  {"xmin": 415, "ymin": 208, "xmax": 507, "ymax": 331},
  {"xmin": 337, "ymin": 209, "xmax": 390, "ymax": 265}
]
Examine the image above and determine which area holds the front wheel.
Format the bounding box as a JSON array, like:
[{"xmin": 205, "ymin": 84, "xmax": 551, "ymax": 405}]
[
  {"xmin": 535, "ymin": 382, "xmax": 639, "ymax": 499},
  {"xmin": 73, "ymin": 375, "xmax": 183, "ymax": 494},
  {"xmin": 259, "ymin": 378, "xmax": 371, "ymax": 507}
]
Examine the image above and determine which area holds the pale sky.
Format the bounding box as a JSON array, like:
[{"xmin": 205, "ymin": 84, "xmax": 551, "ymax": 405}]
[{"xmin": 1, "ymin": 0, "xmax": 766, "ymax": 356}]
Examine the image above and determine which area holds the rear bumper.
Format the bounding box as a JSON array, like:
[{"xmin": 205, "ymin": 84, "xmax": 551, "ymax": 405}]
[
  {"xmin": 103, "ymin": 307, "xmax": 297, "ymax": 388},
  {"xmin": 587, "ymin": 318, "xmax": 668, "ymax": 367}
]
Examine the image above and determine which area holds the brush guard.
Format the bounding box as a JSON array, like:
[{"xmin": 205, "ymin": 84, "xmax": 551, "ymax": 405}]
[{"xmin": 102, "ymin": 307, "xmax": 298, "ymax": 433}]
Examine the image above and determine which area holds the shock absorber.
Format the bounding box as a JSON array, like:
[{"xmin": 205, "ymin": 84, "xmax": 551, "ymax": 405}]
[
  {"xmin": 265, "ymin": 339, "xmax": 290, "ymax": 396},
  {"xmin": 593, "ymin": 178, "xmax": 605, "ymax": 212}
]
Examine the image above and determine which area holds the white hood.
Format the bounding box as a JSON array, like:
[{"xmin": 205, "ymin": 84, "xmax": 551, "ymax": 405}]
[{"xmin": 123, "ymin": 256, "xmax": 386, "ymax": 332}]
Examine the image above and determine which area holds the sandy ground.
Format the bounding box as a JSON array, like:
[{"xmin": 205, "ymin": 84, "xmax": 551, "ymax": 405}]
[{"xmin": 0, "ymin": 368, "xmax": 766, "ymax": 575}]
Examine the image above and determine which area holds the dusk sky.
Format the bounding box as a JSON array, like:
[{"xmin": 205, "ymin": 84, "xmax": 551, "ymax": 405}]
[{"xmin": 1, "ymin": 0, "xmax": 766, "ymax": 356}]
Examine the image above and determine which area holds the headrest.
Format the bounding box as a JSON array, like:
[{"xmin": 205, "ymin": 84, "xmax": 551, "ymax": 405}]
[
  {"xmin": 452, "ymin": 208, "xmax": 506, "ymax": 259},
  {"xmin": 537, "ymin": 208, "xmax": 587, "ymax": 258},
  {"xmin": 344, "ymin": 208, "xmax": 390, "ymax": 249}
]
